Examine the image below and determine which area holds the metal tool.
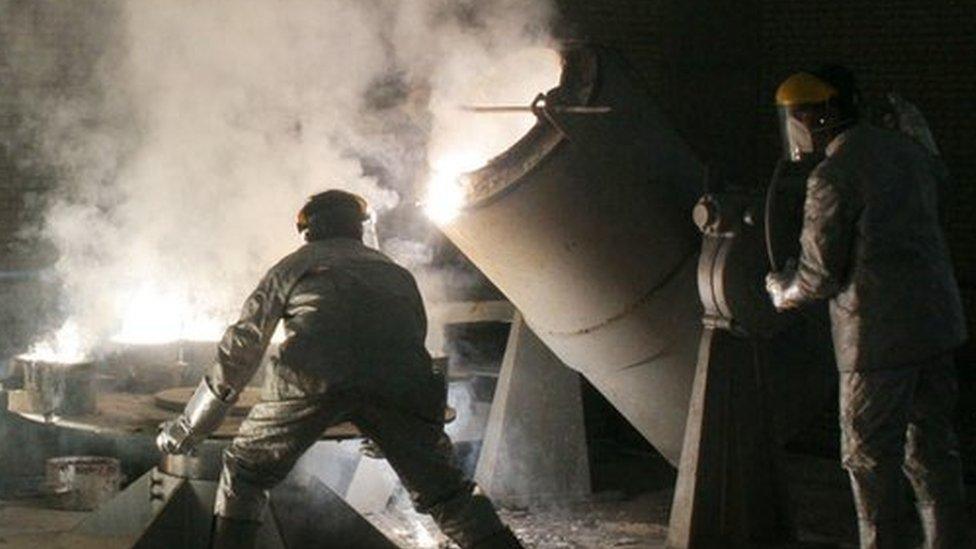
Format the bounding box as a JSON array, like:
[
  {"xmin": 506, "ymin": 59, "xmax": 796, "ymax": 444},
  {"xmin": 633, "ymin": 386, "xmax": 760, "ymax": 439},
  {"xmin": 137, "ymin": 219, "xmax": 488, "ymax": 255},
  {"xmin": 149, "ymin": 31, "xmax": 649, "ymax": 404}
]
[
  {"xmin": 460, "ymin": 101, "xmax": 611, "ymax": 114},
  {"xmin": 461, "ymin": 93, "xmax": 612, "ymax": 140}
]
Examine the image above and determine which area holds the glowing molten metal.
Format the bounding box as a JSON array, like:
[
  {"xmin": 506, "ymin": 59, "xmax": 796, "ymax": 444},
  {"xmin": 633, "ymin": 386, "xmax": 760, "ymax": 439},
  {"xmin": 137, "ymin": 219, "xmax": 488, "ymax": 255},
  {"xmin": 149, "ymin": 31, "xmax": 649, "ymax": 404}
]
[{"xmin": 423, "ymin": 48, "xmax": 561, "ymax": 224}]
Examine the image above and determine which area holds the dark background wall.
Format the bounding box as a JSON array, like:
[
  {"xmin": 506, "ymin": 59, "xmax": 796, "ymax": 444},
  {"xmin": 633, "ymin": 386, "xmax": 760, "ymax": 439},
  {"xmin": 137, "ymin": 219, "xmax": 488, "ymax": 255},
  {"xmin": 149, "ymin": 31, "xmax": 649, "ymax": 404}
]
[
  {"xmin": 554, "ymin": 0, "xmax": 976, "ymax": 360},
  {"xmin": 554, "ymin": 0, "xmax": 976, "ymax": 471}
]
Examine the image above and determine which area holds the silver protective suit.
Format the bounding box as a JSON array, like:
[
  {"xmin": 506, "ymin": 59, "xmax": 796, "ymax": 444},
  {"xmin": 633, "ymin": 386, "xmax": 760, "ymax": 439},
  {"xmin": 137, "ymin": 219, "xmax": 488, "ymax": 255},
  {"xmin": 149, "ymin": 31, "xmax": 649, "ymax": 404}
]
[
  {"xmin": 771, "ymin": 125, "xmax": 969, "ymax": 548},
  {"xmin": 207, "ymin": 237, "xmax": 513, "ymax": 548},
  {"xmin": 774, "ymin": 124, "xmax": 966, "ymax": 370},
  {"xmin": 156, "ymin": 377, "xmax": 234, "ymax": 454}
]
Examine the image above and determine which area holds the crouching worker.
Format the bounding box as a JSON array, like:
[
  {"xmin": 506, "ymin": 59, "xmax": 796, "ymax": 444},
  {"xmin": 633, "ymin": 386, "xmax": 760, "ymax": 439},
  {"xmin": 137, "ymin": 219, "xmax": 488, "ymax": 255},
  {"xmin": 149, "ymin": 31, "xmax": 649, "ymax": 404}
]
[{"xmin": 157, "ymin": 189, "xmax": 522, "ymax": 549}]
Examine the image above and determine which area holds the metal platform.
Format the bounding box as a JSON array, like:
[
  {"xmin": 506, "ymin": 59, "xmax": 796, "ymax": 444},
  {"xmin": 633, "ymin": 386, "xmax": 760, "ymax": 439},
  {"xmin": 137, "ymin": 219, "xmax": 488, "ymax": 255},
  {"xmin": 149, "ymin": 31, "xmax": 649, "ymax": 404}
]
[
  {"xmin": 37, "ymin": 464, "xmax": 397, "ymax": 548},
  {"xmin": 5, "ymin": 387, "xmax": 454, "ymax": 440},
  {"xmin": 2, "ymin": 386, "xmax": 461, "ymax": 548}
]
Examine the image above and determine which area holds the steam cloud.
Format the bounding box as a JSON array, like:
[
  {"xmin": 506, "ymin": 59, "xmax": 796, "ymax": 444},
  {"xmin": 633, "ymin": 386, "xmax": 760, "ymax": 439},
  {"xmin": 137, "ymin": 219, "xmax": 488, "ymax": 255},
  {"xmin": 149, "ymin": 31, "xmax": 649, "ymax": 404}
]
[{"xmin": 2, "ymin": 0, "xmax": 557, "ymax": 357}]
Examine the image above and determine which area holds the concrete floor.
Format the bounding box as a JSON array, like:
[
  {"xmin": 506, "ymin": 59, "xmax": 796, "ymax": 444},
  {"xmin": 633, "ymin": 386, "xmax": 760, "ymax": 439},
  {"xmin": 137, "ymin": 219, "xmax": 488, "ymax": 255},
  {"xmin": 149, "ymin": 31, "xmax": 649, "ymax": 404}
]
[
  {"xmin": 498, "ymin": 492, "xmax": 672, "ymax": 548},
  {"xmin": 371, "ymin": 453, "xmax": 975, "ymax": 548},
  {"xmin": 1, "ymin": 455, "xmax": 972, "ymax": 548},
  {"xmin": 372, "ymin": 488, "xmax": 846, "ymax": 549},
  {"xmin": 0, "ymin": 502, "xmax": 86, "ymax": 548}
]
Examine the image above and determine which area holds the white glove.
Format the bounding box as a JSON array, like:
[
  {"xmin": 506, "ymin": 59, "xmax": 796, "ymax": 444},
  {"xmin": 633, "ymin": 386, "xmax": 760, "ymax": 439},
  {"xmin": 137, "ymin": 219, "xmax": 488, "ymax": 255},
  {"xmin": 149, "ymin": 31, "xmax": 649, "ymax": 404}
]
[{"xmin": 765, "ymin": 259, "xmax": 803, "ymax": 311}]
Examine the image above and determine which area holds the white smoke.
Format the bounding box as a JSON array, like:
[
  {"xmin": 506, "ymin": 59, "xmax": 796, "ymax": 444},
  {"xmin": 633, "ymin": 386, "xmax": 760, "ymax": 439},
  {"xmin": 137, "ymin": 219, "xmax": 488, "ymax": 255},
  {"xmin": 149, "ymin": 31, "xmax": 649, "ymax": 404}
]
[{"xmin": 5, "ymin": 0, "xmax": 557, "ymax": 358}]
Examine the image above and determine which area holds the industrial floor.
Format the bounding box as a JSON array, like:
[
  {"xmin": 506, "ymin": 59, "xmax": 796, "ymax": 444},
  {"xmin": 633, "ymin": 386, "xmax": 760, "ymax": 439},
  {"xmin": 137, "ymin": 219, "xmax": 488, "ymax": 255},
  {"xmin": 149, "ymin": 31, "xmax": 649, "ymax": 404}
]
[
  {"xmin": 1, "ymin": 455, "xmax": 973, "ymax": 548},
  {"xmin": 373, "ymin": 462, "xmax": 841, "ymax": 548},
  {"xmin": 0, "ymin": 502, "xmax": 87, "ymax": 548},
  {"xmin": 377, "ymin": 454, "xmax": 975, "ymax": 548}
]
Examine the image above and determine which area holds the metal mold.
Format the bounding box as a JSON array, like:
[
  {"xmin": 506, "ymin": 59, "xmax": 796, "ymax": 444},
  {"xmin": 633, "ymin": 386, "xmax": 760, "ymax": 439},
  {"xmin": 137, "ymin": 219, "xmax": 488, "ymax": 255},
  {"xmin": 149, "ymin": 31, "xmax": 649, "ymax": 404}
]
[
  {"xmin": 45, "ymin": 455, "xmax": 122, "ymax": 511},
  {"xmin": 158, "ymin": 447, "xmax": 226, "ymax": 481},
  {"xmin": 16, "ymin": 357, "xmax": 98, "ymax": 416}
]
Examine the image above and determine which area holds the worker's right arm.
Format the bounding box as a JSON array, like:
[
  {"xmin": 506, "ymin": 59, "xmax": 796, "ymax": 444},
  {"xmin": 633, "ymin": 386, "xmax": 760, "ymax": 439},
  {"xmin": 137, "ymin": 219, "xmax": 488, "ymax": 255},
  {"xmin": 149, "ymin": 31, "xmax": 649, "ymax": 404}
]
[
  {"xmin": 158, "ymin": 265, "xmax": 289, "ymax": 454},
  {"xmin": 766, "ymin": 168, "xmax": 860, "ymax": 310}
]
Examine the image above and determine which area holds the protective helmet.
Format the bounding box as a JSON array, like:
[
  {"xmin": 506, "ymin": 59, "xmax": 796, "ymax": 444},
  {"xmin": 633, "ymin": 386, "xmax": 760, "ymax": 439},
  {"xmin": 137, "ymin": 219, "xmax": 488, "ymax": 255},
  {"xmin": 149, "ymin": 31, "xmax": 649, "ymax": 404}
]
[
  {"xmin": 296, "ymin": 189, "xmax": 369, "ymax": 234},
  {"xmin": 775, "ymin": 72, "xmax": 839, "ymax": 162},
  {"xmin": 775, "ymin": 65, "xmax": 860, "ymax": 162}
]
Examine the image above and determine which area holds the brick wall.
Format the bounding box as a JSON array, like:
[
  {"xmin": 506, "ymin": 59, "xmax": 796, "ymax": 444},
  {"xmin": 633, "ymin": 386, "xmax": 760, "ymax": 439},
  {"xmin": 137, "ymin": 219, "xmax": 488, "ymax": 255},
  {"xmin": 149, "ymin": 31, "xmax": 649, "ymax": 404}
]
[
  {"xmin": 555, "ymin": 0, "xmax": 976, "ymax": 473},
  {"xmin": 556, "ymin": 0, "xmax": 976, "ymax": 353}
]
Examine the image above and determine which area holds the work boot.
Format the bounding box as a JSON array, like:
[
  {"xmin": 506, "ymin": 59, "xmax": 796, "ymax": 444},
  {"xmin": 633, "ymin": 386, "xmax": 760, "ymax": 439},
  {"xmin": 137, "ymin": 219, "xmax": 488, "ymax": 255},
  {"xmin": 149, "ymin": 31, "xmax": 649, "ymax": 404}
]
[
  {"xmin": 917, "ymin": 503, "xmax": 971, "ymax": 549},
  {"xmin": 470, "ymin": 527, "xmax": 524, "ymax": 549},
  {"xmin": 211, "ymin": 516, "xmax": 261, "ymax": 549}
]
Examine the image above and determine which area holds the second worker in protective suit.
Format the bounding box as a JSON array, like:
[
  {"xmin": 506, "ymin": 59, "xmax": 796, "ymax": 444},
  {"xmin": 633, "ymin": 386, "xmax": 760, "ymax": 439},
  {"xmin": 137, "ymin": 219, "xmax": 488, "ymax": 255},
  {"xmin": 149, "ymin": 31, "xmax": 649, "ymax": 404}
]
[
  {"xmin": 766, "ymin": 66, "xmax": 970, "ymax": 548},
  {"xmin": 157, "ymin": 189, "xmax": 522, "ymax": 548}
]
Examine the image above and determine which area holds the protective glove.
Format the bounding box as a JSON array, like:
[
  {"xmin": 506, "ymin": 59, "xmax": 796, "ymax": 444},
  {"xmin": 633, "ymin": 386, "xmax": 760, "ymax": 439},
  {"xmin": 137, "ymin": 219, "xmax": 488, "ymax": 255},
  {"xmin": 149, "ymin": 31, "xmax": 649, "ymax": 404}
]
[
  {"xmin": 765, "ymin": 258, "xmax": 804, "ymax": 311},
  {"xmin": 156, "ymin": 377, "xmax": 234, "ymax": 455}
]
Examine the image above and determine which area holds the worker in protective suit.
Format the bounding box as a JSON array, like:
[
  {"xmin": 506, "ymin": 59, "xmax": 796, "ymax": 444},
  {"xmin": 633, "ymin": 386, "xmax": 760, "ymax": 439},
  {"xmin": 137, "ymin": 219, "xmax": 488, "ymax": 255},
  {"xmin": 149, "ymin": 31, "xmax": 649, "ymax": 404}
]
[
  {"xmin": 157, "ymin": 189, "xmax": 522, "ymax": 549},
  {"xmin": 766, "ymin": 66, "xmax": 970, "ymax": 548}
]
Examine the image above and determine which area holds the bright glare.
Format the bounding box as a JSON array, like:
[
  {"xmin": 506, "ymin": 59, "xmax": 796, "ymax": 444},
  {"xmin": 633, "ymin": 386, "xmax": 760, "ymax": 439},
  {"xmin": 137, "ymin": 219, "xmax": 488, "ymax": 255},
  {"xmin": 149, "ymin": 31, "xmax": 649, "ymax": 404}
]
[
  {"xmin": 422, "ymin": 171, "xmax": 464, "ymax": 224},
  {"xmin": 413, "ymin": 522, "xmax": 438, "ymax": 549},
  {"xmin": 111, "ymin": 284, "xmax": 224, "ymax": 345},
  {"xmin": 20, "ymin": 320, "xmax": 88, "ymax": 364},
  {"xmin": 394, "ymin": 514, "xmax": 439, "ymax": 549},
  {"xmin": 422, "ymin": 153, "xmax": 480, "ymax": 224},
  {"xmin": 423, "ymin": 47, "xmax": 561, "ymax": 224},
  {"xmin": 27, "ymin": 285, "xmax": 286, "ymax": 356}
]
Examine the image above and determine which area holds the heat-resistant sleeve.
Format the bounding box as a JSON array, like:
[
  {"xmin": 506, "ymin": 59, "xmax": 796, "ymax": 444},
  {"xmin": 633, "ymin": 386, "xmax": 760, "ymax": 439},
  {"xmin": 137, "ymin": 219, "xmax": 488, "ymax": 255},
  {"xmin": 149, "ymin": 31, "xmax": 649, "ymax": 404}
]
[
  {"xmin": 208, "ymin": 267, "xmax": 288, "ymax": 400},
  {"xmin": 786, "ymin": 170, "xmax": 861, "ymax": 304}
]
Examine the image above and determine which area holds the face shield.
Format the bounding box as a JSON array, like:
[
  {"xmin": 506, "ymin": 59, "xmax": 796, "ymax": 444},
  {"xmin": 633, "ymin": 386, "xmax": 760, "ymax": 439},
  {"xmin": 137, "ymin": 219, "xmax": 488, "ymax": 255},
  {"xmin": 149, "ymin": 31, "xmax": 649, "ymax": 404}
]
[
  {"xmin": 775, "ymin": 72, "xmax": 841, "ymax": 162},
  {"xmin": 777, "ymin": 103, "xmax": 830, "ymax": 162}
]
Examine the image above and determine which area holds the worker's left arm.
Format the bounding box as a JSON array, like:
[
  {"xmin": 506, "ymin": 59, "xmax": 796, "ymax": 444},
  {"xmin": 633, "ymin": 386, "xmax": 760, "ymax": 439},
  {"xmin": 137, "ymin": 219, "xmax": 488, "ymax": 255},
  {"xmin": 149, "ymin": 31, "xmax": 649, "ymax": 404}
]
[
  {"xmin": 157, "ymin": 265, "xmax": 290, "ymax": 454},
  {"xmin": 766, "ymin": 169, "xmax": 860, "ymax": 310}
]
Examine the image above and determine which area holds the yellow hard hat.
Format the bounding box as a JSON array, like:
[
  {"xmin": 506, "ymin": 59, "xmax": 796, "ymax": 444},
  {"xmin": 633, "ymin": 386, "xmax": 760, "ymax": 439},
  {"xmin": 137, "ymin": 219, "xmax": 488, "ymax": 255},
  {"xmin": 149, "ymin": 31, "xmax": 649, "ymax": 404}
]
[{"xmin": 775, "ymin": 73, "xmax": 838, "ymax": 106}]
